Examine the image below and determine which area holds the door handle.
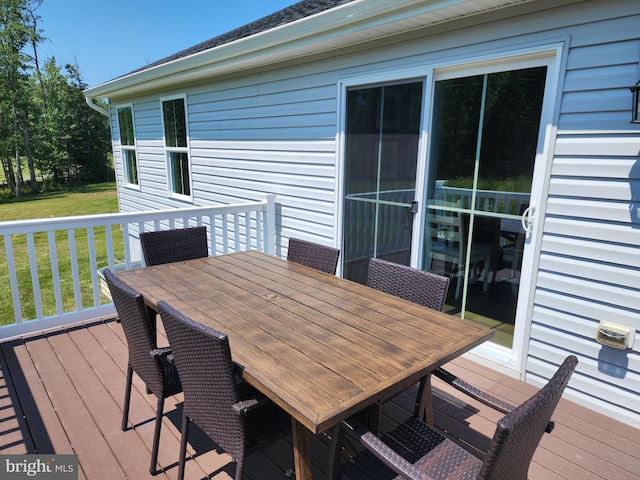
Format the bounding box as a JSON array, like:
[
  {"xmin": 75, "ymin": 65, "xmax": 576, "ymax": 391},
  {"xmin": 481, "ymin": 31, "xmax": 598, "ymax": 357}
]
[{"xmin": 521, "ymin": 204, "xmax": 535, "ymax": 239}]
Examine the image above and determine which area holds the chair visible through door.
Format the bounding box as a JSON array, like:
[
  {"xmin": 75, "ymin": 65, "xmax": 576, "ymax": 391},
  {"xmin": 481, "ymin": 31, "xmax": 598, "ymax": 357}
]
[{"xmin": 427, "ymin": 202, "xmax": 495, "ymax": 299}]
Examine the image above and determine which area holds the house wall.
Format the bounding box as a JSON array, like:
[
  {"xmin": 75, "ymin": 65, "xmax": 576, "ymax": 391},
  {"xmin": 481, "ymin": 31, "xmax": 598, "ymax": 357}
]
[{"xmin": 109, "ymin": 0, "xmax": 640, "ymax": 427}]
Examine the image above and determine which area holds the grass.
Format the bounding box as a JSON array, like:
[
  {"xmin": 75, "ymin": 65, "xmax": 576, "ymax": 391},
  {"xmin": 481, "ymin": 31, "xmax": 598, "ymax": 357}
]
[{"xmin": 0, "ymin": 182, "xmax": 121, "ymax": 325}]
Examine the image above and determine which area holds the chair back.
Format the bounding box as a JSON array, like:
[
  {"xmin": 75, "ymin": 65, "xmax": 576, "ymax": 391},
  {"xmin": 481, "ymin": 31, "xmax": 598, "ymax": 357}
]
[
  {"xmin": 478, "ymin": 355, "xmax": 578, "ymax": 480},
  {"xmin": 367, "ymin": 257, "xmax": 450, "ymax": 311},
  {"xmin": 104, "ymin": 269, "xmax": 164, "ymax": 394},
  {"xmin": 158, "ymin": 301, "xmax": 245, "ymax": 462},
  {"xmin": 287, "ymin": 237, "xmax": 340, "ymax": 275},
  {"xmin": 140, "ymin": 226, "xmax": 208, "ymax": 266}
]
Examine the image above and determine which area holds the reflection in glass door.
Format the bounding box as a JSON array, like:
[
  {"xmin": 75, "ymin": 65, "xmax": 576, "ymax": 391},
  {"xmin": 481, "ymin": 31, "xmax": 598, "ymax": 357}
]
[
  {"xmin": 343, "ymin": 82, "xmax": 423, "ymax": 284},
  {"xmin": 424, "ymin": 67, "xmax": 547, "ymax": 349}
]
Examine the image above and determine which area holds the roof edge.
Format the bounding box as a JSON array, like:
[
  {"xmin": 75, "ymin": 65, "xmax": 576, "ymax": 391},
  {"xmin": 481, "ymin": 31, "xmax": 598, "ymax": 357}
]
[{"xmin": 85, "ymin": 0, "xmax": 532, "ymax": 100}]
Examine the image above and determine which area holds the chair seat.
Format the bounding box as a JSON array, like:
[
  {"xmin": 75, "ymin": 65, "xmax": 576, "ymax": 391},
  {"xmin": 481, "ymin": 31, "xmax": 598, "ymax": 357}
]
[{"xmin": 341, "ymin": 417, "xmax": 481, "ymax": 480}]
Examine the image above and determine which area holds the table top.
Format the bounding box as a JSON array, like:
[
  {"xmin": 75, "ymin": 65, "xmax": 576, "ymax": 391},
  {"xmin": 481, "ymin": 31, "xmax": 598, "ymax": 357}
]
[{"xmin": 116, "ymin": 250, "xmax": 493, "ymax": 434}]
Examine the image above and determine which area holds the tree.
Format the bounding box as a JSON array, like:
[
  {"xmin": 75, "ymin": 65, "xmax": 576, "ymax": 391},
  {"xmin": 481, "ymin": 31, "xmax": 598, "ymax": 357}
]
[
  {"xmin": 0, "ymin": 0, "xmax": 41, "ymax": 196},
  {"xmin": 35, "ymin": 58, "xmax": 111, "ymax": 185},
  {"xmin": 0, "ymin": 0, "xmax": 111, "ymax": 197}
]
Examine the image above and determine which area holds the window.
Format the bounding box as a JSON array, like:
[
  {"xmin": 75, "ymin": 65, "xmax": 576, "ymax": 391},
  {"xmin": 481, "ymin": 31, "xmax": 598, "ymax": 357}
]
[
  {"xmin": 161, "ymin": 95, "xmax": 191, "ymax": 198},
  {"xmin": 116, "ymin": 105, "xmax": 138, "ymax": 187}
]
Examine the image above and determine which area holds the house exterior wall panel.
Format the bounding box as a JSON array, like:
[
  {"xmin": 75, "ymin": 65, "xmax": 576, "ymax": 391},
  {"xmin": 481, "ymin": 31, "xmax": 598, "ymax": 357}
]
[
  {"xmin": 551, "ymin": 158, "xmax": 638, "ymax": 178},
  {"xmin": 534, "ymin": 270, "xmax": 640, "ymax": 316},
  {"xmin": 542, "ymin": 235, "xmax": 640, "ymax": 269},
  {"xmin": 544, "ymin": 217, "xmax": 637, "ymax": 245},
  {"xmin": 535, "ymin": 290, "xmax": 639, "ymax": 337},
  {"xmin": 527, "ymin": 341, "xmax": 640, "ymax": 425},
  {"xmin": 546, "ymin": 197, "xmax": 637, "ymax": 223},
  {"xmin": 502, "ymin": 2, "xmax": 640, "ymax": 427}
]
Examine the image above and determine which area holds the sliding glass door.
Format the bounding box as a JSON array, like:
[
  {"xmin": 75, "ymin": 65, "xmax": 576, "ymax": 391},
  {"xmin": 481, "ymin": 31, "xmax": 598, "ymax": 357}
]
[
  {"xmin": 342, "ymin": 81, "xmax": 423, "ymax": 284},
  {"xmin": 341, "ymin": 51, "xmax": 558, "ymax": 362},
  {"xmin": 425, "ymin": 67, "xmax": 547, "ymax": 349}
]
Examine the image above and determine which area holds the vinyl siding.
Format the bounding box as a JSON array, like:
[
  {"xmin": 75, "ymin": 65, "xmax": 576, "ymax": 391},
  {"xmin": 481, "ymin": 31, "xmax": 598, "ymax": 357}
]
[
  {"xmin": 108, "ymin": 0, "xmax": 640, "ymax": 427},
  {"xmin": 528, "ymin": 1, "xmax": 640, "ymax": 425}
]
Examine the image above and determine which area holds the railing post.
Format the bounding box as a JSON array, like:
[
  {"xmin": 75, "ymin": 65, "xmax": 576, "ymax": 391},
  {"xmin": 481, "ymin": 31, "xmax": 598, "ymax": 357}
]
[{"xmin": 263, "ymin": 194, "xmax": 277, "ymax": 256}]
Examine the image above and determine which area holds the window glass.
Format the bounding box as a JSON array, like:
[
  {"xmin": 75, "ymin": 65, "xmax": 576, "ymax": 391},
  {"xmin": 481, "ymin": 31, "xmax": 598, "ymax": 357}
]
[
  {"xmin": 424, "ymin": 65, "xmax": 547, "ymax": 348},
  {"xmin": 117, "ymin": 106, "xmax": 138, "ymax": 186},
  {"xmin": 169, "ymin": 152, "xmax": 190, "ymax": 197},
  {"xmin": 343, "ymin": 81, "xmax": 422, "ymax": 282},
  {"xmin": 123, "ymin": 150, "xmax": 138, "ymax": 185},
  {"xmin": 117, "ymin": 107, "xmax": 135, "ymax": 146},
  {"xmin": 162, "ymin": 96, "xmax": 191, "ymax": 198},
  {"xmin": 162, "ymin": 98, "xmax": 187, "ymax": 148}
]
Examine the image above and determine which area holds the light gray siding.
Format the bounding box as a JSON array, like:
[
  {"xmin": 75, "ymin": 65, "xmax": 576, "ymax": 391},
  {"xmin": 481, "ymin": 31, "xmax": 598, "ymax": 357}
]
[
  {"xmin": 529, "ymin": 1, "xmax": 640, "ymax": 425},
  {"xmin": 108, "ymin": 0, "xmax": 640, "ymax": 427}
]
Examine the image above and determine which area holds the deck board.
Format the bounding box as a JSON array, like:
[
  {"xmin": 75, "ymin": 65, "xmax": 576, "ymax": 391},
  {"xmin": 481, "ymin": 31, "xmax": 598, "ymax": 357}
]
[{"xmin": 1, "ymin": 317, "xmax": 639, "ymax": 480}]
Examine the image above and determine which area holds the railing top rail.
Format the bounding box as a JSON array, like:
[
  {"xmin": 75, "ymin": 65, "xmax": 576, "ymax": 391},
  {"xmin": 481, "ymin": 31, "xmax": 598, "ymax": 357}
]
[{"xmin": 0, "ymin": 200, "xmax": 269, "ymax": 235}]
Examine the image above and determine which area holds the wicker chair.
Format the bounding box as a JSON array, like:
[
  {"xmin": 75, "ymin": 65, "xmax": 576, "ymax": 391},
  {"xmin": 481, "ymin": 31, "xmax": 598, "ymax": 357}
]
[
  {"xmin": 140, "ymin": 226, "xmax": 208, "ymax": 266},
  {"xmin": 331, "ymin": 355, "xmax": 578, "ymax": 480},
  {"xmin": 363, "ymin": 257, "xmax": 451, "ymax": 430},
  {"xmin": 367, "ymin": 258, "xmax": 450, "ymax": 311},
  {"xmin": 103, "ymin": 269, "xmax": 182, "ymax": 475},
  {"xmin": 287, "ymin": 237, "xmax": 340, "ymax": 275},
  {"xmin": 158, "ymin": 300, "xmax": 292, "ymax": 480}
]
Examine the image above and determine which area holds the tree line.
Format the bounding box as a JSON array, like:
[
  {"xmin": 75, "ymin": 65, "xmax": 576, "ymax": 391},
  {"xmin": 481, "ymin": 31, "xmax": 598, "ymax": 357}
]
[{"xmin": 0, "ymin": 0, "xmax": 111, "ymax": 198}]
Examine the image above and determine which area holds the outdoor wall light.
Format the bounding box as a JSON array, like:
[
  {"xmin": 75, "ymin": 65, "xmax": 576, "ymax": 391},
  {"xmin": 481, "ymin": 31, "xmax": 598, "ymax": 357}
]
[{"xmin": 631, "ymin": 80, "xmax": 640, "ymax": 124}]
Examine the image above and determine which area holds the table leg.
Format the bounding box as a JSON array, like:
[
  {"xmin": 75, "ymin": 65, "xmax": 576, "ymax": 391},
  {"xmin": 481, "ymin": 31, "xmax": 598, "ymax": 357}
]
[
  {"xmin": 292, "ymin": 418, "xmax": 313, "ymax": 480},
  {"xmin": 415, "ymin": 373, "xmax": 434, "ymax": 426}
]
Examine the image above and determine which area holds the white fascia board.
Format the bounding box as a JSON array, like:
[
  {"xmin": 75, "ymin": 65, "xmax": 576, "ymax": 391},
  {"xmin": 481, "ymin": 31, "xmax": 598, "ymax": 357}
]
[{"xmin": 84, "ymin": 0, "xmax": 530, "ymax": 100}]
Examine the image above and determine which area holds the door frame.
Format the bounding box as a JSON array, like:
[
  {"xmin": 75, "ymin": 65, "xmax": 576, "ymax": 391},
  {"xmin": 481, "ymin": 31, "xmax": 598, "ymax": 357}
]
[{"xmin": 335, "ymin": 40, "xmax": 568, "ymax": 377}]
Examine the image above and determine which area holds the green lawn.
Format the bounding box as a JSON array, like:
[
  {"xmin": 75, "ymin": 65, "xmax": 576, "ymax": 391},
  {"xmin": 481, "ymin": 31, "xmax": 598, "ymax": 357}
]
[
  {"xmin": 0, "ymin": 182, "xmax": 119, "ymax": 220},
  {"xmin": 0, "ymin": 182, "xmax": 121, "ymax": 325}
]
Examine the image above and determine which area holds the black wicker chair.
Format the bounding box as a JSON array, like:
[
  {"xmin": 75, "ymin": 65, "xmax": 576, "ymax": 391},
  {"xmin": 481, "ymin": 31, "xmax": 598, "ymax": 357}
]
[
  {"xmin": 158, "ymin": 300, "xmax": 292, "ymax": 480},
  {"xmin": 287, "ymin": 237, "xmax": 340, "ymax": 275},
  {"xmin": 332, "ymin": 355, "xmax": 578, "ymax": 480},
  {"xmin": 103, "ymin": 269, "xmax": 182, "ymax": 475},
  {"xmin": 140, "ymin": 226, "xmax": 208, "ymax": 266},
  {"xmin": 363, "ymin": 258, "xmax": 450, "ymax": 429},
  {"xmin": 367, "ymin": 258, "xmax": 450, "ymax": 311}
]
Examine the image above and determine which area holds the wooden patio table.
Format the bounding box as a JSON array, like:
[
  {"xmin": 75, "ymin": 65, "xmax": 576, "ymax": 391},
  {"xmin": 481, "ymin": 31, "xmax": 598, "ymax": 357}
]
[{"xmin": 116, "ymin": 250, "xmax": 493, "ymax": 480}]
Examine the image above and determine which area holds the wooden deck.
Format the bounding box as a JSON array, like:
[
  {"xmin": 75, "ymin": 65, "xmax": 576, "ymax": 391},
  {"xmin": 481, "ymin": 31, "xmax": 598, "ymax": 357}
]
[{"xmin": 1, "ymin": 316, "xmax": 638, "ymax": 480}]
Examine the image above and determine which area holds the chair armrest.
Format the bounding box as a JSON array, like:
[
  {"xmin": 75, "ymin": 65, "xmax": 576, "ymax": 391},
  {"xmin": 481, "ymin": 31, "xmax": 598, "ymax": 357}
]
[
  {"xmin": 434, "ymin": 367, "xmax": 515, "ymax": 414},
  {"xmin": 341, "ymin": 417, "xmax": 431, "ymax": 480},
  {"xmin": 150, "ymin": 347, "xmax": 174, "ymax": 363},
  {"xmin": 232, "ymin": 399, "xmax": 260, "ymax": 415},
  {"xmin": 433, "ymin": 368, "xmax": 555, "ymax": 433},
  {"xmin": 232, "ymin": 381, "xmax": 272, "ymax": 415}
]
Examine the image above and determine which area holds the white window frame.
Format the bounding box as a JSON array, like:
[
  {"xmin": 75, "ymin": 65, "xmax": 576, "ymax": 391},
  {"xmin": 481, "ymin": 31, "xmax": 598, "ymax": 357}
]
[
  {"xmin": 115, "ymin": 103, "xmax": 139, "ymax": 190},
  {"xmin": 160, "ymin": 93, "xmax": 193, "ymax": 202}
]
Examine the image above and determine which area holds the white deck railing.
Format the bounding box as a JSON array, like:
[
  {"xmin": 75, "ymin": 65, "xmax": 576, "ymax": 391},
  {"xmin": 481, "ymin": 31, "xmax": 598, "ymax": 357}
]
[{"xmin": 0, "ymin": 195, "xmax": 277, "ymax": 339}]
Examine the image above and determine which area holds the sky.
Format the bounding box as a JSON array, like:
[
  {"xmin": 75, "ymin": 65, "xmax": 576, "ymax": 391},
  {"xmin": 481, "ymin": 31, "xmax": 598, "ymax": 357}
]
[{"xmin": 36, "ymin": 0, "xmax": 297, "ymax": 89}]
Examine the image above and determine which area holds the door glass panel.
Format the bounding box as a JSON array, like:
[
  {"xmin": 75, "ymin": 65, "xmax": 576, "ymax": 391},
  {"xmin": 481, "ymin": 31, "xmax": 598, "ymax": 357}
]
[
  {"xmin": 343, "ymin": 82, "xmax": 423, "ymax": 282},
  {"xmin": 425, "ymin": 66, "xmax": 546, "ymax": 349}
]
